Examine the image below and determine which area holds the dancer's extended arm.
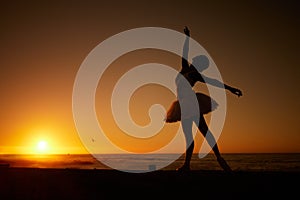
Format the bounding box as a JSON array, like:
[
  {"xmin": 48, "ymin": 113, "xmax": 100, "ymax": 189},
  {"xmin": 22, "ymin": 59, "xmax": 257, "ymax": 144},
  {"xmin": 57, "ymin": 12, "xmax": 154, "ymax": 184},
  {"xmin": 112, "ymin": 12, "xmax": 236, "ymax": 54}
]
[{"xmin": 195, "ymin": 74, "xmax": 243, "ymax": 97}]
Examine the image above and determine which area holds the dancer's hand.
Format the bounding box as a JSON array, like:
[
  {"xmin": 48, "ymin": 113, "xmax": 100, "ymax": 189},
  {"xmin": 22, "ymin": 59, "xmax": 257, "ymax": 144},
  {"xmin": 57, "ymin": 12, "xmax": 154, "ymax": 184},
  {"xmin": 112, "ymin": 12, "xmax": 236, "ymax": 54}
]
[
  {"xmin": 184, "ymin": 26, "xmax": 190, "ymax": 36},
  {"xmin": 230, "ymin": 87, "xmax": 243, "ymax": 97}
]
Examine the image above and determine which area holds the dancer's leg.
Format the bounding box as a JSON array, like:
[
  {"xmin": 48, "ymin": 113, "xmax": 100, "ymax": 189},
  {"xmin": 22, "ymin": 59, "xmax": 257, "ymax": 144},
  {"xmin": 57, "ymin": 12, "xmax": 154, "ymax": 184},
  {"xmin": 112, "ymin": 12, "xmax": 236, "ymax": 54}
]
[
  {"xmin": 197, "ymin": 115, "xmax": 221, "ymax": 156},
  {"xmin": 178, "ymin": 117, "xmax": 194, "ymax": 171},
  {"xmin": 198, "ymin": 115, "xmax": 232, "ymax": 171}
]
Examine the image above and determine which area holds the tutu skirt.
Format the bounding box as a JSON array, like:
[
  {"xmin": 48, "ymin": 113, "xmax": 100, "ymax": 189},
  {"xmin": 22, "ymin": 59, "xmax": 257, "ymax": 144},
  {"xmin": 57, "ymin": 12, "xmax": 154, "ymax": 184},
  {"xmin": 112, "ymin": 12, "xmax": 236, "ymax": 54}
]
[{"xmin": 165, "ymin": 93, "xmax": 218, "ymax": 123}]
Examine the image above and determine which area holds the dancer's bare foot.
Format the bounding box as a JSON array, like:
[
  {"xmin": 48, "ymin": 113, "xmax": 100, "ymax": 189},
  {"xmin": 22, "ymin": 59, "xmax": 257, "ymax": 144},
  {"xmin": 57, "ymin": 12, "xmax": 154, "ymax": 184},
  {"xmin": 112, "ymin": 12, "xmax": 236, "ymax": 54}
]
[
  {"xmin": 217, "ymin": 157, "xmax": 232, "ymax": 172},
  {"xmin": 176, "ymin": 164, "xmax": 190, "ymax": 172}
]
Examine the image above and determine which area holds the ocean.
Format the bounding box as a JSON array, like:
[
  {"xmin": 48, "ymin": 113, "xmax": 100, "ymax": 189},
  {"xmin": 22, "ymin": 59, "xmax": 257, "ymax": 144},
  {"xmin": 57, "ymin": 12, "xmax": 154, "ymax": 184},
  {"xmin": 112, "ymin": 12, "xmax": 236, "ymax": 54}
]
[{"xmin": 1, "ymin": 153, "xmax": 300, "ymax": 172}]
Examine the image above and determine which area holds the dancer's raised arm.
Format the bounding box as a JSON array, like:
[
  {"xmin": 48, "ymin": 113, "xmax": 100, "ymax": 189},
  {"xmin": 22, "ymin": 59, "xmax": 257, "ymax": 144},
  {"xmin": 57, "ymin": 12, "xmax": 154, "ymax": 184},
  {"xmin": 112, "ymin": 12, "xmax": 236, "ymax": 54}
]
[{"xmin": 181, "ymin": 26, "xmax": 190, "ymax": 73}]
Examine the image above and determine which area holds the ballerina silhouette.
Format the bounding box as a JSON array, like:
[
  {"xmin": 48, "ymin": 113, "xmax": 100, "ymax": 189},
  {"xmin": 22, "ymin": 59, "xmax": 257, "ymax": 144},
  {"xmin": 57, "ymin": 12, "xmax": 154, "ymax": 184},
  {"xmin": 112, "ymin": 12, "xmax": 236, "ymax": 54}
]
[{"xmin": 165, "ymin": 26, "xmax": 242, "ymax": 172}]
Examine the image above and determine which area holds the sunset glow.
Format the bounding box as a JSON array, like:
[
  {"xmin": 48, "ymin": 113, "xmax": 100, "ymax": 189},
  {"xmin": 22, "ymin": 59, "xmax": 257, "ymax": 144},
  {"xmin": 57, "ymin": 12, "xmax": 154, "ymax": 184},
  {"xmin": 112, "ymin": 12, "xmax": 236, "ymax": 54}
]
[
  {"xmin": 37, "ymin": 141, "xmax": 48, "ymax": 153},
  {"xmin": 0, "ymin": 2, "xmax": 298, "ymax": 199},
  {"xmin": 0, "ymin": 1, "xmax": 299, "ymax": 155}
]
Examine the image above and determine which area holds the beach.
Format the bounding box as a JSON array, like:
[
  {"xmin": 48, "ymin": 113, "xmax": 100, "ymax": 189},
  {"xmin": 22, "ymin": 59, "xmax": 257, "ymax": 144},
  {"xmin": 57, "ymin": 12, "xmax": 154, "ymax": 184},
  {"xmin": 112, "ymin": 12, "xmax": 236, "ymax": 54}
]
[{"xmin": 0, "ymin": 167, "xmax": 299, "ymax": 199}]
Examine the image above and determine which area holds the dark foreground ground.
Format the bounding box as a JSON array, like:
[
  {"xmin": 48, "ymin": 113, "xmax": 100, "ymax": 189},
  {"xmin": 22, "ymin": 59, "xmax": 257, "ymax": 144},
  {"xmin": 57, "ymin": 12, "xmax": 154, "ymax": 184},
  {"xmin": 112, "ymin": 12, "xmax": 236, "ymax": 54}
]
[{"xmin": 0, "ymin": 167, "xmax": 299, "ymax": 199}]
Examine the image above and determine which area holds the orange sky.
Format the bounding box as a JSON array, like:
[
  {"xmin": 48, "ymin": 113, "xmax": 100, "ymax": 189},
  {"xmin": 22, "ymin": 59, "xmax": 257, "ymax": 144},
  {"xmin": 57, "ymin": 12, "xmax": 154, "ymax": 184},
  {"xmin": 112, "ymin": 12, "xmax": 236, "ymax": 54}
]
[{"xmin": 0, "ymin": 1, "xmax": 299, "ymax": 154}]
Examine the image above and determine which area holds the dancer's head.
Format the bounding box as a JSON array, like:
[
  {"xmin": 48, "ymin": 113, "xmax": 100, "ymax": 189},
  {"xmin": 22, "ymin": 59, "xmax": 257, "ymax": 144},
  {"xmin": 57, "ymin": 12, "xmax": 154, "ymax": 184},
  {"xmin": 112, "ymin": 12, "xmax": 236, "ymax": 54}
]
[{"xmin": 192, "ymin": 55, "xmax": 209, "ymax": 72}]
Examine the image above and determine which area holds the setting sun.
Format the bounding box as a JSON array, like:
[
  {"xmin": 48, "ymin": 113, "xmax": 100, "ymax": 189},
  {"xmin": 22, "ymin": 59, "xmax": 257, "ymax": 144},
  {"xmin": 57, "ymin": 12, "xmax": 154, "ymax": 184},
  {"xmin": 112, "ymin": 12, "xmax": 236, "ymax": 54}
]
[{"xmin": 37, "ymin": 141, "xmax": 48, "ymax": 153}]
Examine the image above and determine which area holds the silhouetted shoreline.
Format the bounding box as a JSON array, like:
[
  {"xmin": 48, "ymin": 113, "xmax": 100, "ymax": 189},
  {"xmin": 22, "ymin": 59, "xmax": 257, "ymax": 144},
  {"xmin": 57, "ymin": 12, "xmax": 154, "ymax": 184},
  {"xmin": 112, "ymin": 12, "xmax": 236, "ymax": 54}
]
[
  {"xmin": 0, "ymin": 167, "xmax": 298, "ymax": 199},
  {"xmin": 2, "ymin": 153, "xmax": 300, "ymax": 171}
]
